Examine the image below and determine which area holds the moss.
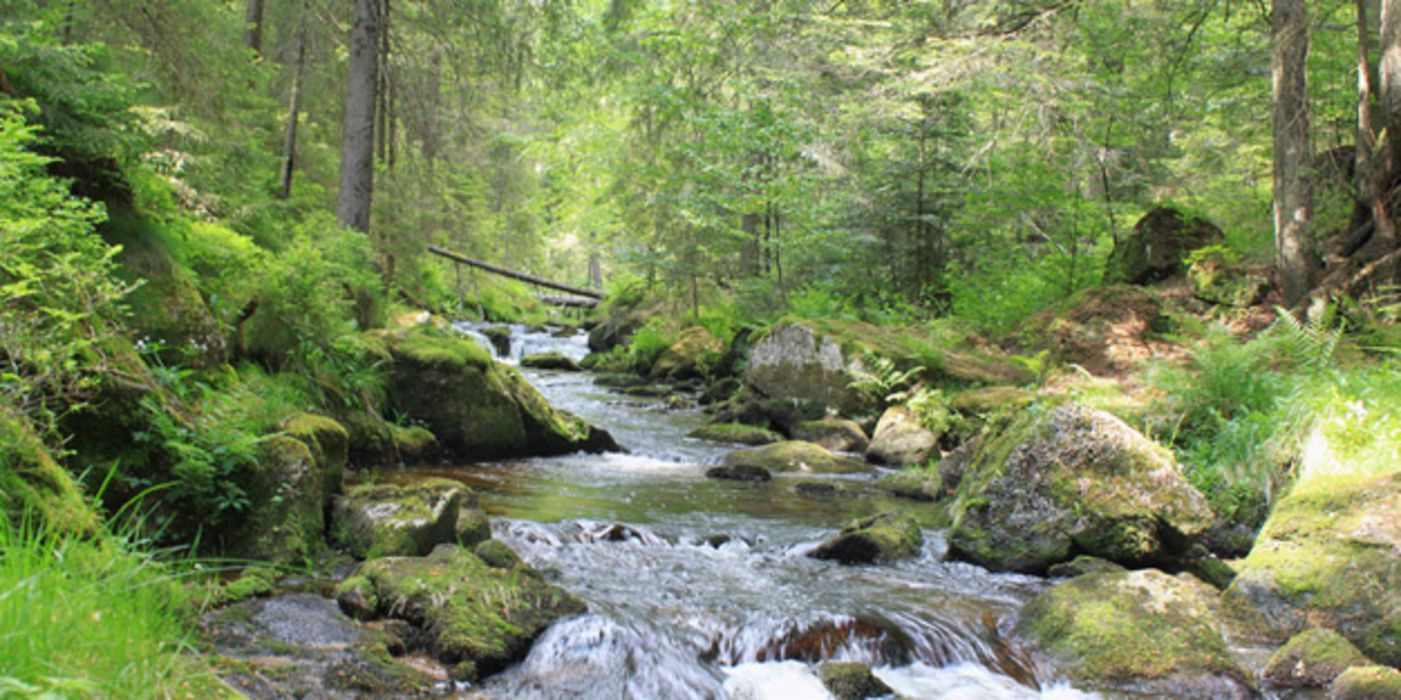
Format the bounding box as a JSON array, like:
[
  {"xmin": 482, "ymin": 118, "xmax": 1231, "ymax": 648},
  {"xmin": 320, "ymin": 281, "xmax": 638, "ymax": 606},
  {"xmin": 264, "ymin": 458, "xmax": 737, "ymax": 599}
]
[
  {"xmin": 216, "ymin": 567, "xmax": 278, "ymax": 605},
  {"xmin": 950, "ymin": 386, "xmax": 1035, "ymax": 415},
  {"xmin": 393, "ymin": 331, "xmax": 493, "ymax": 371},
  {"xmin": 1016, "ymin": 570, "xmax": 1250, "ymax": 694},
  {"xmin": 0, "ymin": 411, "xmax": 98, "ymax": 536},
  {"xmin": 809, "ymin": 511, "xmax": 923, "ymax": 565},
  {"xmin": 1329, "ymin": 666, "xmax": 1401, "ymax": 700},
  {"xmin": 472, "ymin": 539, "xmax": 527, "ymax": 571},
  {"xmin": 389, "ymin": 424, "xmax": 439, "ymax": 463},
  {"xmin": 342, "ymin": 544, "xmax": 585, "ymax": 681},
  {"xmin": 722, "ymin": 441, "xmax": 869, "ymax": 474},
  {"xmin": 283, "ymin": 413, "xmax": 348, "ymax": 482},
  {"xmin": 818, "ymin": 662, "xmax": 894, "ymax": 700},
  {"xmin": 792, "ymin": 418, "xmax": 869, "ymax": 452},
  {"xmin": 330, "ymin": 478, "xmax": 466, "ymax": 558},
  {"xmin": 224, "ymin": 435, "xmax": 327, "ymax": 563},
  {"xmin": 874, "ymin": 471, "xmax": 941, "ymax": 502},
  {"xmin": 649, "ymin": 326, "xmax": 723, "ymax": 380},
  {"xmin": 1263, "ymin": 628, "xmax": 1370, "ymax": 689},
  {"xmin": 1046, "ymin": 555, "xmax": 1127, "ymax": 578},
  {"xmin": 1225, "ymin": 471, "xmax": 1401, "ymax": 666},
  {"xmin": 687, "ymin": 422, "xmax": 782, "ymax": 446},
  {"xmin": 519, "ymin": 352, "xmax": 582, "ymax": 371}
]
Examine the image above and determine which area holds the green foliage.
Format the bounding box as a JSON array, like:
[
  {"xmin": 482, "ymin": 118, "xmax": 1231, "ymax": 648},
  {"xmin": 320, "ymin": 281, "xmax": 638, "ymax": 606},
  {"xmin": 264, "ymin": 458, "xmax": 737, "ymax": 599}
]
[
  {"xmin": 625, "ymin": 319, "xmax": 676, "ymax": 373},
  {"xmin": 0, "ymin": 517, "xmax": 217, "ymax": 697},
  {"xmin": 0, "ymin": 103, "xmax": 131, "ymax": 427},
  {"xmin": 848, "ymin": 352, "xmax": 925, "ymax": 406}
]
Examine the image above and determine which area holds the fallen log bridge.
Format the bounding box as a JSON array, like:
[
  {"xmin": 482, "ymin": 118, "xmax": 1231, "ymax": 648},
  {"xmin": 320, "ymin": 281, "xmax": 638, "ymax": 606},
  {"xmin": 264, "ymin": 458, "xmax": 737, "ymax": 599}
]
[
  {"xmin": 427, "ymin": 245, "xmax": 604, "ymax": 300},
  {"xmin": 535, "ymin": 294, "xmax": 599, "ymax": 309}
]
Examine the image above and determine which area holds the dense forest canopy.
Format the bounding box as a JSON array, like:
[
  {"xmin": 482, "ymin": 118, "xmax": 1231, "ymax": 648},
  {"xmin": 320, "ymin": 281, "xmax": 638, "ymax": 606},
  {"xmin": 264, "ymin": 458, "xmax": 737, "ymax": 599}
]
[{"xmin": 7, "ymin": 0, "xmax": 1395, "ymax": 328}]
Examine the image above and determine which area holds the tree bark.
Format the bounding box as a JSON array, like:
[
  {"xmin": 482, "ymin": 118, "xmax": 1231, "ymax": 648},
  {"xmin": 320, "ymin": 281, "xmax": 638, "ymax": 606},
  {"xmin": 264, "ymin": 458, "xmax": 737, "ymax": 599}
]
[
  {"xmin": 337, "ymin": 0, "xmax": 380, "ymax": 233},
  {"xmin": 243, "ymin": 0, "xmax": 264, "ymax": 54},
  {"xmin": 1357, "ymin": 0, "xmax": 1398, "ymax": 257},
  {"xmin": 422, "ymin": 49, "xmax": 442, "ymax": 166},
  {"xmin": 1369, "ymin": 0, "xmax": 1401, "ymax": 254},
  {"xmin": 1272, "ymin": 0, "xmax": 1319, "ymax": 305},
  {"xmin": 276, "ymin": 14, "xmax": 307, "ymax": 201}
]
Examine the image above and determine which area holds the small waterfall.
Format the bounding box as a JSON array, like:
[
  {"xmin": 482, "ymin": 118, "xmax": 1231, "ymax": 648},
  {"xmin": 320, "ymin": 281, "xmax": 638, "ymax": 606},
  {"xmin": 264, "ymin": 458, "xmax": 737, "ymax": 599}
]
[{"xmin": 453, "ymin": 321, "xmax": 590, "ymax": 365}]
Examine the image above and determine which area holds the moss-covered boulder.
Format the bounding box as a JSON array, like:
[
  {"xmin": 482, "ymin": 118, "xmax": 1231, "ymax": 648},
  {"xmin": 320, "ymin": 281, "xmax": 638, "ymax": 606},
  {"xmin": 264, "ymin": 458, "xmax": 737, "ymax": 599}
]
[
  {"xmin": 387, "ymin": 330, "xmax": 617, "ymax": 460},
  {"xmin": 0, "ymin": 409, "xmax": 98, "ymax": 536},
  {"xmin": 1224, "ymin": 472, "xmax": 1401, "ymax": 667},
  {"xmin": 1104, "ymin": 206, "xmax": 1224, "ymax": 284},
  {"xmin": 650, "ymin": 326, "xmax": 722, "ymax": 381},
  {"xmin": 480, "ymin": 325, "xmax": 512, "ymax": 356},
  {"xmin": 520, "ymin": 352, "xmax": 582, "ymax": 371},
  {"xmin": 1189, "ymin": 253, "xmax": 1271, "ymax": 307},
  {"xmin": 389, "ymin": 424, "xmax": 439, "ymax": 463},
  {"xmin": 865, "ymin": 406, "xmax": 938, "ymax": 466},
  {"xmin": 1329, "ymin": 666, "xmax": 1401, "ymax": 699},
  {"xmin": 687, "ymin": 422, "xmax": 782, "ymax": 446},
  {"xmin": 950, "ymin": 386, "xmax": 1035, "ymax": 416},
  {"xmin": 808, "ymin": 512, "xmax": 923, "ymax": 565},
  {"xmin": 334, "ymin": 544, "xmax": 585, "ymax": 681},
  {"xmin": 819, "ymin": 662, "xmax": 894, "ymax": 700},
  {"xmin": 793, "ymin": 418, "xmax": 869, "ymax": 453},
  {"xmin": 331, "ymin": 478, "xmax": 483, "ymax": 558},
  {"xmin": 283, "ymin": 413, "xmax": 349, "ymax": 481},
  {"xmin": 1015, "ymin": 569, "xmax": 1253, "ymax": 698},
  {"xmin": 1045, "ymin": 555, "xmax": 1127, "ymax": 579},
  {"xmin": 721, "ymin": 441, "xmax": 869, "ymax": 475},
  {"xmin": 874, "ymin": 470, "xmax": 941, "ymax": 502},
  {"xmin": 948, "ymin": 403, "xmax": 1214, "ymax": 573},
  {"xmin": 227, "ymin": 428, "xmax": 345, "ymax": 563},
  {"xmin": 1264, "ymin": 628, "xmax": 1372, "ymax": 690},
  {"xmin": 744, "ymin": 323, "xmax": 879, "ymax": 417},
  {"xmin": 704, "ymin": 464, "xmax": 772, "ymax": 482}
]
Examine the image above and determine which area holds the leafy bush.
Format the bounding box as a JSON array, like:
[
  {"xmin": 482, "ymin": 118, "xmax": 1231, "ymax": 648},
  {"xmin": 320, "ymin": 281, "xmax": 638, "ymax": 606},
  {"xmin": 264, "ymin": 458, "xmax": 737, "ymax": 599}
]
[
  {"xmin": 0, "ymin": 103, "xmax": 131, "ymax": 428},
  {"xmin": 626, "ymin": 319, "xmax": 676, "ymax": 373}
]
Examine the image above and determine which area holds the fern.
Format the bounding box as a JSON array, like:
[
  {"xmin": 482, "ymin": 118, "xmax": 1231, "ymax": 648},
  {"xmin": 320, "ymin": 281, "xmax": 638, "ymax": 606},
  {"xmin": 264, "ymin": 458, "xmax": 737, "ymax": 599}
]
[
  {"xmin": 848, "ymin": 352, "xmax": 923, "ymax": 405},
  {"xmin": 1271, "ymin": 304, "xmax": 1343, "ymax": 371}
]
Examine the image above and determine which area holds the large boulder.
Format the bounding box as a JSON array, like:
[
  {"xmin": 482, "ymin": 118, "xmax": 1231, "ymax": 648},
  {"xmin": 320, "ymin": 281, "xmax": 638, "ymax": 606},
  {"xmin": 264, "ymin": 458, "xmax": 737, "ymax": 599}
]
[
  {"xmin": 721, "ymin": 441, "xmax": 869, "ymax": 475},
  {"xmin": 948, "ymin": 403, "xmax": 1214, "ymax": 573},
  {"xmin": 793, "ymin": 418, "xmax": 870, "ymax": 453},
  {"xmin": 865, "ymin": 406, "xmax": 937, "ymax": 466},
  {"xmin": 1263, "ymin": 628, "xmax": 1372, "ymax": 690},
  {"xmin": 745, "ymin": 323, "xmax": 877, "ymax": 416},
  {"xmin": 650, "ymin": 326, "xmax": 722, "ymax": 381},
  {"xmin": 1224, "ymin": 472, "xmax": 1401, "ymax": 667},
  {"xmin": 387, "ymin": 330, "xmax": 617, "ymax": 460},
  {"xmin": 1330, "ymin": 666, "xmax": 1401, "ymax": 699},
  {"xmin": 1104, "ymin": 206, "xmax": 1224, "ymax": 285},
  {"xmin": 808, "ymin": 512, "xmax": 923, "ymax": 565},
  {"xmin": 335, "ymin": 544, "xmax": 584, "ymax": 682},
  {"xmin": 228, "ymin": 416, "xmax": 348, "ymax": 563},
  {"xmin": 1015, "ymin": 569, "xmax": 1254, "ymax": 698},
  {"xmin": 331, "ymin": 478, "xmax": 487, "ymax": 558}
]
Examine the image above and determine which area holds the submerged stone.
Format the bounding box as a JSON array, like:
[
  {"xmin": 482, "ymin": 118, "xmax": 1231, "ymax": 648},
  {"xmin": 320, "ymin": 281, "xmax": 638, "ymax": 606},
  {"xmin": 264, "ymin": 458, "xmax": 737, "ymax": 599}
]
[
  {"xmin": 793, "ymin": 418, "xmax": 870, "ymax": 453},
  {"xmin": 705, "ymin": 465, "xmax": 772, "ymax": 482},
  {"xmin": 520, "ymin": 352, "xmax": 583, "ymax": 371},
  {"xmin": 819, "ymin": 662, "xmax": 894, "ymax": 700},
  {"xmin": 1329, "ymin": 666, "xmax": 1401, "ymax": 700},
  {"xmin": 722, "ymin": 441, "xmax": 869, "ymax": 475}
]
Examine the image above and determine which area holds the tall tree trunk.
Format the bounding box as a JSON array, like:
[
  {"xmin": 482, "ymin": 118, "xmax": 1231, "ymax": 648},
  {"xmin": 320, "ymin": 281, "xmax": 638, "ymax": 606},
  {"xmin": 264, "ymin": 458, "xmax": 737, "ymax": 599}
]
[
  {"xmin": 1357, "ymin": 0, "xmax": 1398, "ymax": 255},
  {"xmin": 1272, "ymin": 0, "xmax": 1318, "ymax": 305},
  {"xmin": 337, "ymin": 0, "xmax": 380, "ymax": 233},
  {"xmin": 741, "ymin": 213, "xmax": 760, "ymax": 277},
  {"xmin": 276, "ymin": 13, "xmax": 308, "ymax": 201},
  {"xmin": 243, "ymin": 0, "xmax": 264, "ymax": 54},
  {"xmin": 422, "ymin": 49, "xmax": 442, "ymax": 166},
  {"xmin": 1370, "ymin": 0, "xmax": 1401, "ymax": 254}
]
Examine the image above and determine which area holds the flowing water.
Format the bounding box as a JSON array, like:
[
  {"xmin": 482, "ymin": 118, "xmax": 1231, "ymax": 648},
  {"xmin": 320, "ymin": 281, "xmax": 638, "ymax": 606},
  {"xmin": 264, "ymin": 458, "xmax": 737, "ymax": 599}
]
[{"xmin": 394, "ymin": 323, "xmax": 1098, "ymax": 700}]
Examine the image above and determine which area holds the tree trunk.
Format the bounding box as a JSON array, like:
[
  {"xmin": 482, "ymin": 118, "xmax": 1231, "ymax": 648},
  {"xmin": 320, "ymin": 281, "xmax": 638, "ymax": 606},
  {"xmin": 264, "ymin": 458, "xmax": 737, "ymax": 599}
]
[
  {"xmin": 276, "ymin": 13, "xmax": 308, "ymax": 201},
  {"xmin": 1370, "ymin": 0, "xmax": 1401, "ymax": 254},
  {"xmin": 1271, "ymin": 0, "xmax": 1318, "ymax": 305},
  {"xmin": 337, "ymin": 0, "xmax": 380, "ymax": 233},
  {"xmin": 422, "ymin": 49, "xmax": 442, "ymax": 166},
  {"xmin": 1357, "ymin": 0, "xmax": 1399, "ymax": 258},
  {"xmin": 243, "ymin": 0, "xmax": 264, "ymax": 54}
]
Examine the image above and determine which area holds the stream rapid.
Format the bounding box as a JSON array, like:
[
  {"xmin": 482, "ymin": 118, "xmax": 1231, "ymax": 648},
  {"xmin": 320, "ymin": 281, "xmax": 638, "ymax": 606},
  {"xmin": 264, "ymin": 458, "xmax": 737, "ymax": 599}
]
[{"xmin": 383, "ymin": 323, "xmax": 1097, "ymax": 700}]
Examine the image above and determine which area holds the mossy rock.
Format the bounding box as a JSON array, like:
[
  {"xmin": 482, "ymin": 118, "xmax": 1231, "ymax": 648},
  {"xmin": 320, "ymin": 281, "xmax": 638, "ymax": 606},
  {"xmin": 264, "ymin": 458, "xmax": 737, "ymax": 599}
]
[
  {"xmin": 215, "ymin": 567, "xmax": 279, "ymax": 605},
  {"xmin": 333, "ymin": 544, "xmax": 585, "ymax": 681},
  {"xmin": 1329, "ymin": 666, "xmax": 1401, "ymax": 700},
  {"xmin": 687, "ymin": 422, "xmax": 782, "ymax": 446},
  {"xmin": 818, "ymin": 662, "xmax": 894, "ymax": 699},
  {"xmin": 874, "ymin": 470, "xmax": 941, "ymax": 502},
  {"xmin": 1189, "ymin": 256, "xmax": 1270, "ymax": 307},
  {"xmin": 389, "ymin": 424, "xmax": 439, "ymax": 463},
  {"xmin": 649, "ymin": 326, "xmax": 723, "ymax": 381},
  {"xmin": 1015, "ymin": 569, "xmax": 1253, "ymax": 698},
  {"xmin": 793, "ymin": 418, "xmax": 869, "ymax": 453},
  {"xmin": 520, "ymin": 352, "xmax": 582, "ymax": 371},
  {"xmin": 721, "ymin": 441, "xmax": 869, "ymax": 474},
  {"xmin": 1264, "ymin": 628, "xmax": 1372, "ymax": 689},
  {"xmin": 744, "ymin": 322, "xmax": 879, "ymax": 417},
  {"xmin": 283, "ymin": 413, "xmax": 348, "ymax": 486},
  {"xmin": 101, "ymin": 211, "xmax": 226, "ymax": 368},
  {"xmin": 472, "ymin": 539, "xmax": 527, "ymax": 571},
  {"xmin": 866, "ymin": 406, "xmax": 938, "ymax": 467},
  {"xmin": 387, "ymin": 329, "xmax": 617, "ymax": 460},
  {"xmin": 330, "ymin": 478, "xmax": 469, "ymax": 558},
  {"xmin": 1045, "ymin": 555, "xmax": 1127, "ymax": 579},
  {"xmin": 1224, "ymin": 472, "xmax": 1401, "ymax": 667},
  {"xmin": 479, "ymin": 326, "xmax": 512, "ymax": 356},
  {"xmin": 950, "ymin": 386, "xmax": 1035, "ymax": 416},
  {"xmin": 808, "ymin": 511, "xmax": 923, "ymax": 565},
  {"xmin": 948, "ymin": 403, "xmax": 1214, "ymax": 574},
  {"xmin": 0, "ymin": 409, "xmax": 98, "ymax": 536},
  {"xmin": 226, "ymin": 433, "xmax": 341, "ymax": 563},
  {"xmin": 704, "ymin": 465, "xmax": 772, "ymax": 482},
  {"xmin": 1104, "ymin": 206, "xmax": 1224, "ymax": 285}
]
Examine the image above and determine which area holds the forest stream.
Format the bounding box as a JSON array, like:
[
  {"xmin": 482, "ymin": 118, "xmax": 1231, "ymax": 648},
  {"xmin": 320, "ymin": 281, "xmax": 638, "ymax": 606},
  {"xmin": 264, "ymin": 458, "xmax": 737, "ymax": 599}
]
[{"xmin": 379, "ymin": 323, "xmax": 1094, "ymax": 699}]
